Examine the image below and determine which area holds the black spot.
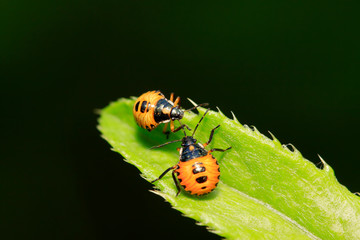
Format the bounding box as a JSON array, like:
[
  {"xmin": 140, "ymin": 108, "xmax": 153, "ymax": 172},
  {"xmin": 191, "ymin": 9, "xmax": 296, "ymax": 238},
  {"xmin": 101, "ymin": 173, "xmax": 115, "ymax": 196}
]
[
  {"xmin": 212, "ymin": 155, "xmax": 215, "ymax": 159},
  {"xmin": 178, "ymin": 178, "xmax": 182, "ymax": 183},
  {"xmin": 145, "ymin": 126, "xmax": 150, "ymax": 131},
  {"xmin": 181, "ymin": 185, "xmax": 187, "ymax": 189},
  {"xmin": 150, "ymin": 124, "xmax": 155, "ymax": 129},
  {"xmin": 176, "ymin": 172, "xmax": 180, "ymax": 176},
  {"xmin": 201, "ymin": 186, "xmax": 207, "ymax": 189},
  {"xmin": 135, "ymin": 101, "xmax": 140, "ymax": 112},
  {"xmin": 215, "ymin": 161, "xmax": 219, "ymax": 165},
  {"xmin": 192, "ymin": 166, "xmax": 206, "ymax": 174},
  {"xmin": 218, "ymin": 167, "xmax": 220, "ymax": 172},
  {"xmin": 140, "ymin": 101, "xmax": 148, "ymax": 113},
  {"xmin": 146, "ymin": 102, "xmax": 151, "ymax": 112},
  {"xmin": 217, "ymin": 175, "xmax": 220, "ymax": 179},
  {"xmin": 196, "ymin": 176, "xmax": 208, "ymax": 183}
]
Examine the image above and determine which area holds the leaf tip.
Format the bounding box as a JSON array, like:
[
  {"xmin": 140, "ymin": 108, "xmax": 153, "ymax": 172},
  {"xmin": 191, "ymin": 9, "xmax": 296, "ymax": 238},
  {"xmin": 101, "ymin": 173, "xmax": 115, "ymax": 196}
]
[
  {"xmin": 282, "ymin": 143, "xmax": 297, "ymax": 154},
  {"xmin": 250, "ymin": 125, "xmax": 260, "ymax": 134},
  {"xmin": 140, "ymin": 173, "xmax": 150, "ymax": 182},
  {"xmin": 244, "ymin": 125, "xmax": 272, "ymax": 142},
  {"xmin": 149, "ymin": 190, "xmax": 175, "ymax": 202},
  {"xmin": 149, "ymin": 189, "xmax": 166, "ymax": 198},
  {"xmin": 282, "ymin": 143, "xmax": 302, "ymax": 157},
  {"xmin": 194, "ymin": 221, "xmax": 226, "ymax": 238},
  {"xmin": 243, "ymin": 124, "xmax": 255, "ymax": 135},
  {"xmin": 317, "ymin": 154, "xmax": 333, "ymax": 173},
  {"xmin": 216, "ymin": 106, "xmax": 225, "ymax": 116},
  {"xmin": 230, "ymin": 111, "xmax": 241, "ymax": 124},
  {"xmin": 267, "ymin": 131, "xmax": 281, "ymax": 145},
  {"xmin": 187, "ymin": 98, "xmax": 198, "ymax": 107}
]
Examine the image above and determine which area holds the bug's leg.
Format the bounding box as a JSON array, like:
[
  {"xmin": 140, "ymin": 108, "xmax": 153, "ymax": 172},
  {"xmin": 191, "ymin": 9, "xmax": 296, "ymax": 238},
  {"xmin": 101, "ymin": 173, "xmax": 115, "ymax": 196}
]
[
  {"xmin": 173, "ymin": 96, "xmax": 180, "ymax": 107},
  {"xmin": 172, "ymin": 168, "xmax": 181, "ymax": 196},
  {"xmin": 203, "ymin": 125, "xmax": 220, "ymax": 147},
  {"xmin": 162, "ymin": 122, "xmax": 170, "ymax": 138},
  {"xmin": 170, "ymin": 92, "xmax": 174, "ymax": 102},
  {"xmin": 170, "ymin": 120, "xmax": 175, "ymax": 132},
  {"xmin": 184, "ymin": 124, "xmax": 191, "ymax": 131},
  {"xmin": 208, "ymin": 146, "xmax": 232, "ymax": 154},
  {"xmin": 178, "ymin": 119, "xmax": 191, "ymax": 131},
  {"xmin": 151, "ymin": 166, "xmax": 176, "ymax": 183},
  {"xmin": 170, "ymin": 121, "xmax": 190, "ymax": 133}
]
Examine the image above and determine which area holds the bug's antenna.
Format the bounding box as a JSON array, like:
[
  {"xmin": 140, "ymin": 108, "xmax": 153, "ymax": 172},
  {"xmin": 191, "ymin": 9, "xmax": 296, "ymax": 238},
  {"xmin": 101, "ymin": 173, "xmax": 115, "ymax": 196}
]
[
  {"xmin": 184, "ymin": 103, "xmax": 209, "ymax": 112},
  {"xmin": 192, "ymin": 108, "xmax": 210, "ymax": 137},
  {"xmin": 150, "ymin": 139, "xmax": 182, "ymax": 149}
]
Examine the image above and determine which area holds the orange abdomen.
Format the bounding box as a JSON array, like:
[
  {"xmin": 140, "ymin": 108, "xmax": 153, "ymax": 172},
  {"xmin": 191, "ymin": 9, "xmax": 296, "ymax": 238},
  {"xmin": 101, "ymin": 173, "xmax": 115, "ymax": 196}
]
[
  {"xmin": 175, "ymin": 155, "xmax": 220, "ymax": 196},
  {"xmin": 133, "ymin": 90, "xmax": 164, "ymax": 131}
]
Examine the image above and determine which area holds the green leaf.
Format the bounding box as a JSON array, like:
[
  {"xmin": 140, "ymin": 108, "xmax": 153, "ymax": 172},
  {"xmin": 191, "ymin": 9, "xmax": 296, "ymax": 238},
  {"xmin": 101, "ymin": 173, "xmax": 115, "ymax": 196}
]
[{"xmin": 98, "ymin": 98, "xmax": 360, "ymax": 240}]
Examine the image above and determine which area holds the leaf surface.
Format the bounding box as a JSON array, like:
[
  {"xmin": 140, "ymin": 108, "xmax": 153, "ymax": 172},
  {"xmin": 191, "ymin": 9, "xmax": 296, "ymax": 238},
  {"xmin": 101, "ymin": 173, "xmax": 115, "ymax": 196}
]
[{"xmin": 98, "ymin": 98, "xmax": 360, "ymax": 239}]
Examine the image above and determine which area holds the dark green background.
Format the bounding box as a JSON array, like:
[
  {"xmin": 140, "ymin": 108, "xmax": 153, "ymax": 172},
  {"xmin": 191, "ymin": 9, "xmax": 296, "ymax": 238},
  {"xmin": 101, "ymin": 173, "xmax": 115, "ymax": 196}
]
[{"xmin": 2, "ymin": 1, "xmax": 359, "ymax": 239}]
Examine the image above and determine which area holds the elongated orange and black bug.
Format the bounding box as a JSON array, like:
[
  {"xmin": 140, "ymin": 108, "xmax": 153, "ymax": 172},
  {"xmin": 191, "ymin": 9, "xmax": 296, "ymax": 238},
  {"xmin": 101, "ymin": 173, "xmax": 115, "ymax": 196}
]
[
  {"xmin": 133, "ymin": 90, "xmax": 207, "ymax": 136},
  {"xmin": 150, "ymin": 109, "xmax": 232, "ymax": 196}
]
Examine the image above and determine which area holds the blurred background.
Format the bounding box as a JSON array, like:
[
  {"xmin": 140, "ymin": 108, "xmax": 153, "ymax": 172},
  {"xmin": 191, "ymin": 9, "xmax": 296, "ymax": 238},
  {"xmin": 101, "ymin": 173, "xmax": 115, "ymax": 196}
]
[{"xmin": 1, "ymin": 1, "xmax": 359, "ymax": 239}]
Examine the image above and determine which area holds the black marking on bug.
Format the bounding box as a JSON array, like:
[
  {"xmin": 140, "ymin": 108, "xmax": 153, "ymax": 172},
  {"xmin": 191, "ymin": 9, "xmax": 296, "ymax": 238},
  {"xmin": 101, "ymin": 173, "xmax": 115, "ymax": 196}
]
[
  {"xmin": 146, "ymin": 102, "xmax": 151, "ymax": 112},
  {"xmin": 140, "ymin": 101, "xmax": 148, "ymax": 113},
  {"xmin": 135, "ymin": 101, "xmax": 140, "ymax": 112},
  {"xmin": 180, "ymin": 139, "xmax": 208, "ymax": 162},
  {"xmin": 192, "ymin": 166, "xmax": 206, "ymax": 174},
  {"xmin": 201, "ymin": 186, "xmax": 207, "ymax": 189},
  {"xmin": 196, "ymin": 176, "xmax": 208, "ymax": 183},
  {"xmin": 154, "ymin": 99, "xmax": 173, "ymax": 123},
  {"xmin": 150, "ymin": 124, "xmax": 155, "ymax": 128}
]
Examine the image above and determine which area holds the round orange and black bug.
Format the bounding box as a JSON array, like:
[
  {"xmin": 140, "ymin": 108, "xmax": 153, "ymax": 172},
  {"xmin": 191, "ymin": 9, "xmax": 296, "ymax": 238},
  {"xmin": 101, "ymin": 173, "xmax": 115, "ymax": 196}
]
[
  {"xmin": 150, "ymin": 109, "xmax": 232, "ymax": 196},
  {"xmin": 133, "ymin": 90, "xmax": 207, "ymax": 136}
]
